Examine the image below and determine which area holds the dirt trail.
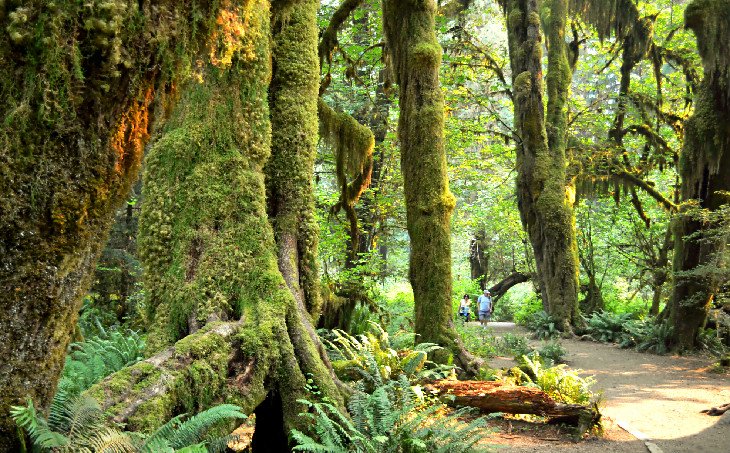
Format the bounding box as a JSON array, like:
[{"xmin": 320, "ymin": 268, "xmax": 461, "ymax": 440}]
[{"xmin": 481, "ymin": 322, "xmax": 730, "ymax": 453}]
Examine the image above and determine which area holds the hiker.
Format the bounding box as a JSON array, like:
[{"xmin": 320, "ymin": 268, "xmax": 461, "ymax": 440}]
[
  {"xmin": 477, "ymin": 289, "xmax": 493, "ymax": 329},
  {"xmin": 459, "ymin": 294, "xmax": 471, "ymax": 322}
]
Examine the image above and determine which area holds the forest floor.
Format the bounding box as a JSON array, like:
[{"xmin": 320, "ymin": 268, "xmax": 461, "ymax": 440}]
[{"xmin": 474, "ymin": 322, "xmax": 730, "ymax": 453}]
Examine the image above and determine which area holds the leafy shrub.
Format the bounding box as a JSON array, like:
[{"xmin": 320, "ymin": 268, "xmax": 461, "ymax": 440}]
[
  {"xmin": 382, "ymin": 291, "xmax": 415, "ymax": 338},
  {"xmin": 619, "ymin": 319, "xmax": 672, "ymax": 354},
  {"xmin": 11, "ymin": 395, "xmax": 245, "ymax": 453},
  {"xmin": 291, "ymin": 375, "xmax": 490, "ymax": 453},
  {"xmin": 524, "ymin": 311, "xmax": 561, "ymax": 340},
  {"xmin": 454, "ymin": 322, "xmax": 500, "ymax": 359},
  {"xmin": 698, "ymin": 328, "xmax": 728, "ymax": 357},
  {"xmin": 537, "ymin": 341, "xmax": 566, "ymax": 365},
  {"xmin": 513, "ymin": 295, "xmax": 544, "ymax": 326},
  {"xmin": 498, "ymin": 333, "xmax": 531, "ymax": 358},
  {"xmin": 584, "ymin": 311, "xmax": 636, "ymax": 343},
  {"xmin": 518, "ymin": 354, "xmax": 596, "ymax": 405}
]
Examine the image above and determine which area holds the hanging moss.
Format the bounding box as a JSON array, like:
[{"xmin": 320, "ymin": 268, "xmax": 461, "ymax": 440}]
[
  {"xmin": 318, "ymin": 99, "xmax": 375, "ymax": 213},
  {"xmin": 568, "ymin": 0, "xmax": 640, "ymax": 41},
  {"xmin": 685, "ymin": 0, "xmax": 730, "ymax": 105}
]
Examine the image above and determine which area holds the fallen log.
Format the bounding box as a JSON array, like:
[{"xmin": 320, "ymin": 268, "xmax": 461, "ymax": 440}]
[{"xmin": 425, "ymin": 380, "xmax": 600, "ymax": 432}]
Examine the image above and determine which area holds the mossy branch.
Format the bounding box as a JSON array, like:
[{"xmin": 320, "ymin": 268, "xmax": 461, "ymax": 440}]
[
  {"xmin": 318, "ymin": 98, "xmax": 375, "ymax": 212},
  {"xmin": 319, "ymin": 0, "xmax": 367, "ymax": 67},
  {"xmin": 613, "ymin": 170, "xmax": 677, "ymax": 212}
]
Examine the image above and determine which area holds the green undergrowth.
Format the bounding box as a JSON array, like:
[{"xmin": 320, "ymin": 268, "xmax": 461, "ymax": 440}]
[
  {"xmin": 456, "ymin": 323, "xmax": 566, "ymax": 365},
  {"xmin": 294, "ymin": 323, "xmax": 491, "ymax": 451},
  {"xmin": 291, "ymin": 377, "xmax": 490, "ymax": 453},
  {"xmin": 507, "ymin": 354, "xmax": 598, "ymax": 406},
  {"xmin": 11, "ymin": 396, "xmax": 244, "ymax": 453}
]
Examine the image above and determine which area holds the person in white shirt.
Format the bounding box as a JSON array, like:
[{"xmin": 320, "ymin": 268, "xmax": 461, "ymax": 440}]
[{"xmin": 459, "ymin": 294, "xmax": 471, "ymax": 322}]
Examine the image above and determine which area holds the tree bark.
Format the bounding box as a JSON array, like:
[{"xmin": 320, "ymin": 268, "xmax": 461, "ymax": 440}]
[
  {"xmin": 669, "ymin": 1, "xmax": 730, "ymax": 350},
  {"xmin": 470, "ymin": 230, "xmax": 490, "ymax": 290},
  {"xmin": 383, "ymin": 0, "xmax": 481, "ymax": 375},
  {"xmin": 0, "ymin": 2, "xmax": 239, "ymax": 447},
  {"xmin": 502, "ymin": 0, "xmax": 581, "ymax": 331},
  {"xmin": 266, "ymin": 0, "xmax": 324, "ymax": 321},
  {"xmin": 137, "ymin": 0, "xmax": 343, "ymax": 437}
]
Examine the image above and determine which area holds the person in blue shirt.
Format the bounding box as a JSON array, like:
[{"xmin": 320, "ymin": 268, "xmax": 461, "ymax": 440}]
[{"xmin": 477, "ymin": 289, "xmax": 493, "ymax": 329}]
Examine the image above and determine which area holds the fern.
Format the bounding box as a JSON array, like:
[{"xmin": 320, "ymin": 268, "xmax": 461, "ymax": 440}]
[
  {"xmin": 526, "ymin": 311, "xmax": 561, "ymax": 340},
  {"xmin": 322, "ymin": 325, "xmax": 453, "ymax": 386},
  {"xmin": 516, "ymin": 353, "xmax": 596, "ymax": 405},
  {"xmin": 584, "ymin": 311, "xmax": 635, "ymax": 343},
  {"xmin": 144, "ymin": 404, "xmax": 246, "ymax": 450},
  {"xmin": 291, "ymin": 373, "xmax": 491, "ymax": 453},
  {"xmin": 58, "ymin": 329, "xmax": 145, "ymax": 397},
  {"xmin": 12, "ymin": 395, "xmax": 245, "ymax": 453}
]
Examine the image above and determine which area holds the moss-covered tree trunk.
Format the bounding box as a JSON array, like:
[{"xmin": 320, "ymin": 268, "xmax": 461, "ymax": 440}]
[
  {"xmin": 266, "ymin": 0, "xmax": 323, "ymax": 320},
  {"xmin": 502, "ymin": 0, "xmax": 580, "ymax": 331},
  {"xmin": 383, "ymin": 0, "xmax": 480, "ymax": 374},
  {"xmin": 0, "ymin": 2, "xmax": 238, "ymax": 447},
  {"xmin": 134, "ymin": 0, "xmax": 343, "ymax": 437},
  {"xmin": 669, "ymin": 0, "xmax": 730, "ymax": 350}
]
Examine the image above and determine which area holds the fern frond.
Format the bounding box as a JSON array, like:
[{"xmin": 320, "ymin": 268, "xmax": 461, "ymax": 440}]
[
  {"xmin": 11, "ymin": 399, "xmax": 70, "ymax": 449},
  {"xmin": 86, "ymin": 427, "xmax": 136, "ymax": 453},
  {"xmin": 159, "ymin": 404, "xmax": 246, "ymax": 449}
]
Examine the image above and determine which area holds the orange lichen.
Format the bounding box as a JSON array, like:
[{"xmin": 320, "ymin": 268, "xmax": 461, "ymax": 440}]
[
  {"xmin": 209, "ymin": 0, "xmax": 259, "ymax": 67},
  {"xmin": 112, "ymin": 86, "xmax": 153, "ymax": 175}
]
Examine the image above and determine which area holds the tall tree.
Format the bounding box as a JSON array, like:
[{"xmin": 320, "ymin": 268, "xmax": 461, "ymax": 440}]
[
  {"xmin": 0, "ymin": 2, "xmax": 239, "ymax": 446},
  {"xmin": 501, "ymin": 0, "xmax": 581, "ymax": 330},
  {"xmin": 383, "ymin": 0, "xmax": 480, "ymax": 373},
  {"xmin": 108, "ymin": 0, "xmax": 343, "ymax": 440},
  {"xmin": 669, "ymin": 0, "xmax": 730, "ymax": 350}
]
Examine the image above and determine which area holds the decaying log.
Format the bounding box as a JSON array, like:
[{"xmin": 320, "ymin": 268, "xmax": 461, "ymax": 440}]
[
  {"xmin": 425, "ymin": 380, "xmax": 600, "ymax": 431},
  {"xmin": 701, "ymin": 402, "xmax": 730, "ymax": 416}
]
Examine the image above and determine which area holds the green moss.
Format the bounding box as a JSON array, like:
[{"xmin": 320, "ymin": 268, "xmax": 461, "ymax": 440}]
[
  {"xmin": 0, "ymin": 0, "xmax": 234, "ymax": 446},
  {"xmin": 264, "ymin": 0, "xmax": 324, "ymax": 318}
]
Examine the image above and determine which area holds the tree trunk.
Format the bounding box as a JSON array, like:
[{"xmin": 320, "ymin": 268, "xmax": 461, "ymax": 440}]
[
  {"xmin": 0, "ymin": 2, "xmax": 238, "ymax": 447},
  {"xmin": 383, "ymin": 0, "xmax": 481, "ymax": 375},
  {"xmin": 502, "ymin": 0, "xmax": 581, "ymax": 331},
  {"xmin": 669, "ymin": 1, "xmax": 730, "ymax": 350},
  {"xmin": 470, "ymin": 230, "xmax": 490, "ymax": 290},
  {"xmin": 137, "ymin": 0, "xmax": 343, "ymax": 437},
  {"xmin": 266, "ymin": 0, "xmax": 324, "ymax": 321},
  {"xmin": 650, "ymin": 226, "xmax": 673, "ymax": 316}
]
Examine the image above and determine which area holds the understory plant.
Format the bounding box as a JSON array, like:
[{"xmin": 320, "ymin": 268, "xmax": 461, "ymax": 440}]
[
  {"xmin": 584, "ymin": 311, "xmax": 636, "ymax": 343},
  {"xmin": 524, "ymin": 311, "xmax": 561, "ymax": 340},
  {"xmin": 322, "ymin": 323, "xmax": 454, "ymax": 384},
  {"xmin": 58, "ymin": 327, "xmax": 145, "ymax": 397},
  {"xmin": 515, "ymin": 353, "xmax": 597, "ymax": 406},
  {"xmin": 290, "ymin": 375, "xmax": 489, "ymax": 452},
  {"xmin": 11, "ymin": 396, "xmax": 245, "ymax": 453}
]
